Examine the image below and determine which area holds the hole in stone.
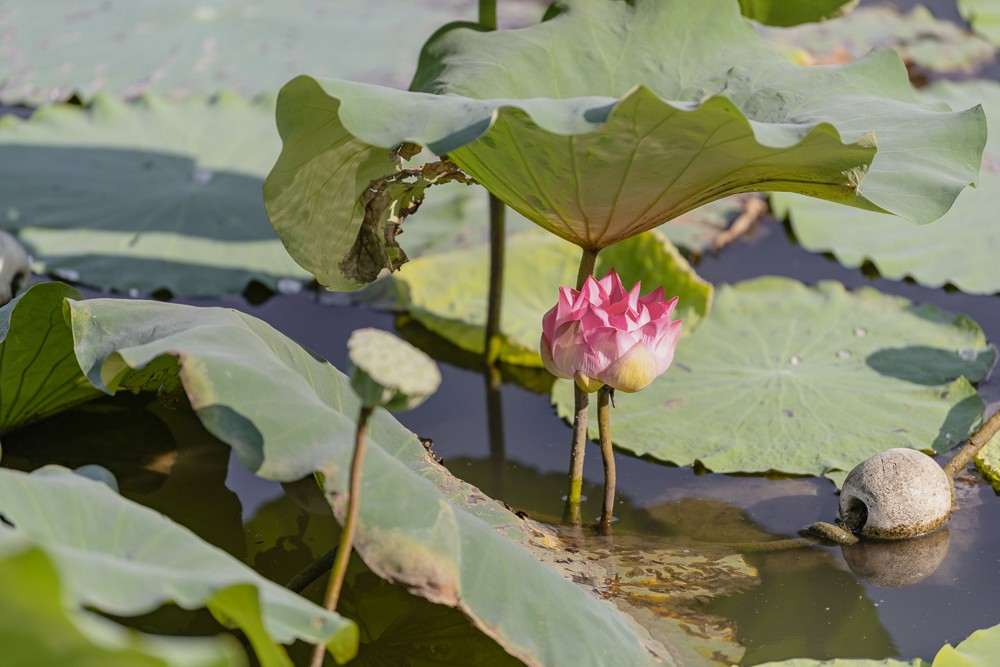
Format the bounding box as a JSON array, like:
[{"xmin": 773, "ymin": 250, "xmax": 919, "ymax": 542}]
[{"xmin": 841, "ymin": 497, "xmax": 869, "ymax": 535}]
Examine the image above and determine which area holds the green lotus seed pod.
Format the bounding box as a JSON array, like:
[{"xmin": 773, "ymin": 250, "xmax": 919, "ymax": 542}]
[{"xmin": 347, "ymin": 328, "xmax": 441, "ymax": 411}]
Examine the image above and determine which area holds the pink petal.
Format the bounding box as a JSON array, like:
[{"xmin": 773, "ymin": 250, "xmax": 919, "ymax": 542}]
[
  {"xmin": 650, "ymin": 319, "xmax": 682, "ymax": 374},
  {"xmin": 597, "ymin": 341, "xmax": 658, "ymax": 393},
  {"xmin": 540, "ymin": 333, "xmax": 572, "ymax": 379},
  {"xmin": 597, "ymin": 268, "xmax": 627, "ymax": 301},
  {"xmin": 581, "ymin": 326, "xmax": 640, "ymax": 377},
  {"xmin": 550, "ymin": 320, "xmax": 598, "ymax": 378}
]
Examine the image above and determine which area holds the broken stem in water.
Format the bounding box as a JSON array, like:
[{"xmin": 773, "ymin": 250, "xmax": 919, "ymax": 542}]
[
  {"xmin": 310, "ymin": 404, "xmax": 374, "ymax": 667},
  {"xmin": 564, "ymin": 247, "xmax": 600, "ymax": 524}
]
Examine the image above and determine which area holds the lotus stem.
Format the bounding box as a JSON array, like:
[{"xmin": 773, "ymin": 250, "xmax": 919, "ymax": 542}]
[
  {"xmin": 564, "ymin": 247, "xmax": 600, "ymax": 524},
  {"xmin": 484, "ymin": 194, "xmax": 506, "ymax": 367},
  {"xmin": 597, "ymin": 386, "xmax": 616, "ymax": 528},
  {"xmin": 943, "ymin": 408, "xmax": 1000, "ymax": 479},
  {"xmin": 310, "ymin": 404, "xmax": 374, "ymax": 667},
  {"xmin": 479, "ymin": 0, "xmax": 497, "ymax": 29}
]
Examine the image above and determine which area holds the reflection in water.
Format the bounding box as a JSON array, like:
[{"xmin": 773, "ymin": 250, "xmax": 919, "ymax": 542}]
[
  {"xmin": 1, "ymin": 394, "xmax": 178, "ymax": 493},
  {"xmin": 842, "ymin": 529, "xmax": 951, "ymax": 588},
  {"xmin": 670, "ymin": 500, "xmax": 899, "ymax": 665}
]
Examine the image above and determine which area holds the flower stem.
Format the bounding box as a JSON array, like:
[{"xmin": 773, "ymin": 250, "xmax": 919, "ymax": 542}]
[
  {"xmin": 484, "ymin": 193, "xmax": 506, "ymax": 367},
  {"xmin": 597, "ymin": 386, "xmax": 616, "ymax": 529},
  {"xmin": 564, "ymin": 246, "xmax": 600, "ymax": 524},
  {"xmin": 943, "ymin": 408, "xmax": 1000, "ymax": 479},
  {"xmin": 310, "ymin": 404, "xmax": 374, "ymax": 667},
  {"xmin": 479, "ymin": 0, "xmax": 497, "ymax": 28}
]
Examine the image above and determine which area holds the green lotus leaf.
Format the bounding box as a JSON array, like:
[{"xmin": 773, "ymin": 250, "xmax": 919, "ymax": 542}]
[
  {"xmin": 551, "ymin": 277, "xmax": 995, "ymax": 482},
  {"xmin": 932, "ymin": 622, "xmax": 1000, "ymax": 666},
  {"xmin": 0, "ymin": 546, "xmax": 246, "ymax": 667},
  {"xmin": 773, "ymin": 80, "xmax": 1000, "ymax": 295},
  {"xmin": 0, "ymin": 281, "xmax": 99, "ymax": 434},
  {"xmin": 973, "ymin": 431, "xmax": 1000, "ymax": 492},
  {"xmin": 0, "ymin": 0, "xmax": 525, "ymax": 105},
  {"xmin": 752, "ymin": 658, "xmax": 925, "ymax": 666},
  {"xmin": 960, "ymin": 0, "xmax": 1000, "ymax": 45},
  {"xmin": 755, "ymin": 620, "xmax": 1000, "ymax": 667},
  {"xmin": 63, "ymin": 292, "xmax": 675, "ymax": 666},
  {"xmin": 263, "ymin": 0, "xmax": 985, "ymax": 291},
  {"xmin": 392, "ymin": 230, "xmax": 712, "ymax": 367},
  {"xmin": 0, "ymin": 466, "xmax": 358, "ymax": 666},
  {"xmin": 759, "ymin": 5, "xmax": 996, "ymax": 73},
  {"xmin": 0, "ymin": 93, "xmax": 312, "ymax": 297},
  {"xmin": 738, "ymin": 0, "xmax": 856, "ymax": 26}
]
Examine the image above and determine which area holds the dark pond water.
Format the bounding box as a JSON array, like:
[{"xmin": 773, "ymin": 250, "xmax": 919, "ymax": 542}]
[{"xmin": 5, "ymin": 0, "xmax": 1000, "ymax": 664}]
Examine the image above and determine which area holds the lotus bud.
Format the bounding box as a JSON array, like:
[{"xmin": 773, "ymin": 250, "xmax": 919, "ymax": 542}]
[
  {"xmin": 347, "ymin": 328, "xmax": 441, "ymax": 411},
  {"xmin": 540, "ymin": 269, "xmax": 682, "ymax": 393}
]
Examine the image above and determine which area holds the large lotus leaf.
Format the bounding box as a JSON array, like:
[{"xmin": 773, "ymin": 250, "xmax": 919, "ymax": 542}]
[
  {"xmin": 552, "ymin": 277, "xmax": 995, "ymax": 481},
  {"xmin": 0, "ymin": 466, "xmax": 358, "ymax": 666},
  {"xmin": 960, "ymin": 0, "xmax": 1000, "ymax": 45},
  {"xmin": 64, "ymin": 295, "xmax": 675, "ymax": 666},
  {"xmin": 392, "ymin": 230, "xmax": 712, "ymax": 367},
  {"xmin": 264, "ymin": 0, "xmax": 985, "ymax": 292},
  {"xmin": 772, "ymin": 81, "xmax": 1000, "ymax": 295},
  {"xmin": 0, "ymin": 0, "xmax": 533, "ymax": 105},
  {"xmin": 0, "ymin": 93, "xmax": 312, "ymax": 297},
  {"xmin": 737, "ymin": 0, "xmax": 856, "ymax": 26},
  {"xmin": 0, "ymin": 281, "xmax": 100, "ymax": 433},
  {"xmin": 0, "ymin": 546, "xmax": 246, "ymax": 667},
  {"xmin": 759, "ymin": 5, "xmax": 996, "ymax": 73}
]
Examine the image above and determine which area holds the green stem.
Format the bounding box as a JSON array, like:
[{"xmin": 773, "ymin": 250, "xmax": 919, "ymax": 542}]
[
  {"xmin": 310, "ymin": 404, "xmax": 374, "ymax": 667},
  {"xmin": 563, "ymin": 247, "xmax": 600, "ymax": 524},
  {"xmin": 479, "ymin": 0, "xmax": 497, "ymax": 29},
  {"xmin": 484, "ymin": 194, "xmax": 506, "ymax": 367},
  {"xmin": 597, "ymin": 386, "xmax": 616, "ymax": 528},
  {"xmin": 944, "ymin": 408, "xmax": 1000, "ymax": 479}
]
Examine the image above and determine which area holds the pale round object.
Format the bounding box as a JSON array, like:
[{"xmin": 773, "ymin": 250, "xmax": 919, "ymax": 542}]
[{"xmin": 839, "ymin": 448, "xmax": 953, "ymax": 540}]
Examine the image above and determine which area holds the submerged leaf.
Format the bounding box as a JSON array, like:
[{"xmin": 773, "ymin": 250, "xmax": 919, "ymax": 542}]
[
  {"xmin": 265, "ymin": 0, "xmax": 984, "ymax": 290},
  {"xmin": 393, "ymin": 230, "xmax": 712, "ymax": 367},
  {"xmin": 552, "ymin": 277, "xmax": 995, "ymax": 481},
  {"xmin": 773, "ymin": 81, "xmax": 1000, "ymax": 295},
  {"xmin": 0, "ymin": 466, "xmax": 358, "ymax": 665}
]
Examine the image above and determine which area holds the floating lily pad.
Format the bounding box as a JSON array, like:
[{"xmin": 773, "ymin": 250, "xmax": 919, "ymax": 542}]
[
  {"xmin": 973, "ymin": 430, "xmax": 1000, "ymax": 491},
  {"xmin": 933, "ymin": 622, "xmax": 1000, "ymax": 666},
  {"xmin": 0, "ymin": 546, "xmax": 246, "ymax": 667},
  {"xmin": 552, "ymin": 277, "xmax": 995, "ymax": 482},
  {"xmin": 759, "ymin": 5, "xmax": 996, "ymax": 73},
  {"xmin": 0, "ymin": 466, "xmax": 358, "ymax": 666},
  {"xmin": 960, "ymin": 0, "xmax": 1000, "ymax": 46},
  {"xmin": 773, "ymin": 81, "xmax": 1000, "ymax": 295},
  {"xmin": 0, "ymin": 93, "xmax": 311, "ymax": 297},
  {"xmin": 0, "ymin": 0, "xmax": 505, "ymax": 104},
  {"xmin": 264, "ymin": 0, "xmax": 984, "ymax": 292},
  {"xmin": 393, "ymin": 230, "xmax": 712, "ymax": 367}
]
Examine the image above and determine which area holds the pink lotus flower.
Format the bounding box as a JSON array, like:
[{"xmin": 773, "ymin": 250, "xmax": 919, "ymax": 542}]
[{"xmin": 540, "ymin": 270, "xmax": 681, "ymax": 393}]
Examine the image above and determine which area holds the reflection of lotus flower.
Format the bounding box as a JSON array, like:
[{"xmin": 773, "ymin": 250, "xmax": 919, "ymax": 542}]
[{"xmin": 540, "ymin": 270, "xmax": 681, "ymax": 393}]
